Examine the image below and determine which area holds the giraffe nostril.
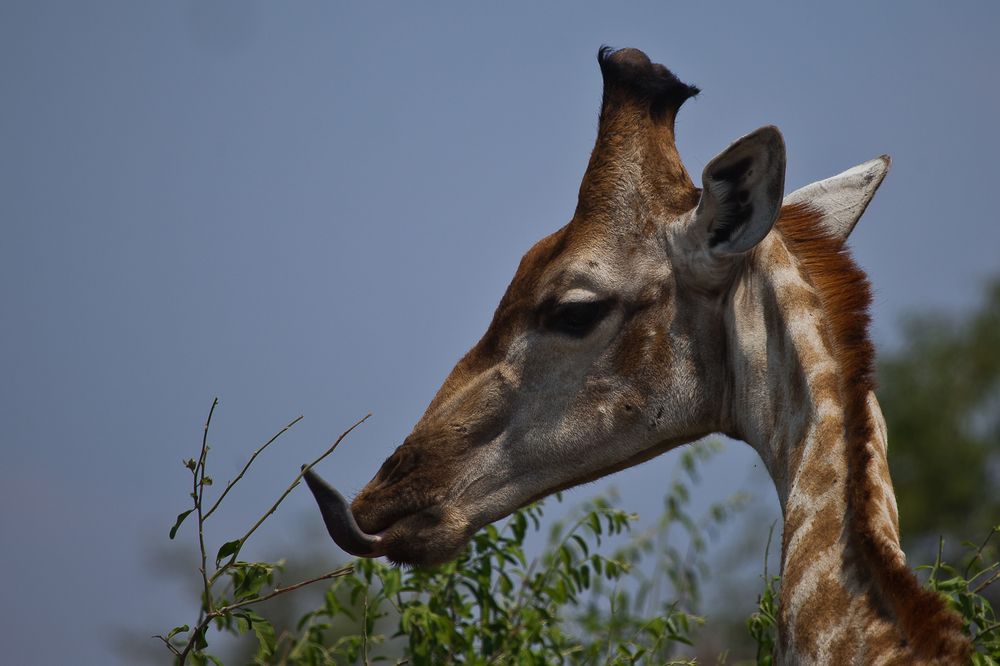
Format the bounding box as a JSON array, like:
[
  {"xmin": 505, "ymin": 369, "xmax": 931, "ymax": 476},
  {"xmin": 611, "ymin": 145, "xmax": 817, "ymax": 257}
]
[
  {"xmin": 375, "ymin": 449, "xmax": 403, "ymax": 483},
  {"xmin": 375, "ymin": 446, "xmax": 417, "ymax": 485}
]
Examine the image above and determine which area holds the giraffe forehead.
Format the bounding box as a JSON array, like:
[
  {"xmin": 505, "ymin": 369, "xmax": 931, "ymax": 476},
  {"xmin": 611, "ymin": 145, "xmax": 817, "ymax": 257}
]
[{"xmin": 518, "ymin": 227, "xmax": 667, "ymax": 301}]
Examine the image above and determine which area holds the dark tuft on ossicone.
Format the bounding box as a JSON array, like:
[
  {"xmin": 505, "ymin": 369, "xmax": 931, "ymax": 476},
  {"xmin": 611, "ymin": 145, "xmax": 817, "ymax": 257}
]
[{"xmin": 597, "ymin": 46, "xmax": 699, "ymax": 122}]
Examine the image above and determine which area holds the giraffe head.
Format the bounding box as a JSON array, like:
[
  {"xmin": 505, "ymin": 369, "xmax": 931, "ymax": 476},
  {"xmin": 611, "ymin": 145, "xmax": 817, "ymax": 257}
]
[{"xmin": 306, "ymin": 47, "xmax": 887, "ymax": 566}]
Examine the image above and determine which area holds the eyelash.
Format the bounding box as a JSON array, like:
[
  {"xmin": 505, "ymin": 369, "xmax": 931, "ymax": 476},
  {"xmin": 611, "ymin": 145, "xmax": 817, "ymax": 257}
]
[{"xmin": 542, "ymin": 299, "xmax": 614, "ymax": 337}]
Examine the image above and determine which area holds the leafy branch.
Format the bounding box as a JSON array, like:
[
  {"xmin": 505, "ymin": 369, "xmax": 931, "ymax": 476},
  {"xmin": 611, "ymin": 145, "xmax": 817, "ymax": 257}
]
[
  {"xmin": 159, "ymin": 399, "xmax": 370, "ymax": 664},
  {"xmin": 208, "ymin": 412, "xmax": 371, "ymax": 587}
]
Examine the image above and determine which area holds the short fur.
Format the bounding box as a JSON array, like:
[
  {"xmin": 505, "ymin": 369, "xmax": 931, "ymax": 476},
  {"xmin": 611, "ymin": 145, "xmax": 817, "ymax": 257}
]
[
  {"xmin": 777, "ymin": 204, "xmax": 970, "ymax": 662},
  {"xmin": 576, "ymin": 47, "xmax": 701, "ymax": 222}
]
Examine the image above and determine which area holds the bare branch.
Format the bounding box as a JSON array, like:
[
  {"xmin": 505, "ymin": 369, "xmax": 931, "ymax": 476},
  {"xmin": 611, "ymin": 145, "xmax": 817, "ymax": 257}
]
[
  {"xmin": 216, "ymin": 565, "xmax": 355, "ymax": 614},
  {"xmin": 171, "ymin": 409, "xmax": 370, "ymax": 664},
  {"xmin": 972, "ymin": 568, "xmax": 1000, "ymax": 595},
  {"xmin": 153, "ymin": 634, "xmax": 183, "ymax": 657},
  {"xmin": 963, "ymin": 526, "xmax": 1000, "ymax": 580},
  {"xmin": 210, "ymin": 412, "xmax": 372, "ymax": 584},
  {"xmin": 362, "ymin": 592, "xmax": 370, "ymax": 666},
  {"xmin": 203, "ymin": 414, "xmax": 304, "ymax": 520},
  {"xmin": 196, "ymin": 398, "xmax": 218, "ymax": 617}
]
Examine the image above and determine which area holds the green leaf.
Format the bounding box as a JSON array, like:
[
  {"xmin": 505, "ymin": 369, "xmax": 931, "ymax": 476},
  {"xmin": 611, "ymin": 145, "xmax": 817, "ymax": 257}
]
[
  {"xmin": 936, "ymin": 576, "xmax": 966, "ymax": 592},
  {"xmin": 169, "ymin": 509, "xmax": 194, "ymax": 539},
  {"xmin": 215, "ymin": 539, "xmax": 241, "ymax": 565},
  {"xmin": 380, "ymin": 567, "xmax": 402, "ymax": 598},
  {"xmin": 239, "ymin": 609, "xmax": 276, "ymax": 661},
  {"xmin": 166, "ymin": 624, "xmax": 189, "ymax": 639},
  {"xmin": 232, "ymin": 563, "xmax": 272, "ymax": 601},
  {"xmin": 234, "ymin": 613, "xmax": 251, "ymax": 635},
  {"xmin": 184, "ymin": 458, "xmax": 197, "ymax": 471},
  {"xmin": 253, "ymin": 624, "xmax": 276, "ymax": 661}
]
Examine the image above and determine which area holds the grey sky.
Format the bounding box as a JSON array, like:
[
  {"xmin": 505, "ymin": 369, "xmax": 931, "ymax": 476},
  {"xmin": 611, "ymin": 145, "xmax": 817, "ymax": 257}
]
[{"xmin": 2, "ymin": 2, "xmax": 998, "ymax": 663}]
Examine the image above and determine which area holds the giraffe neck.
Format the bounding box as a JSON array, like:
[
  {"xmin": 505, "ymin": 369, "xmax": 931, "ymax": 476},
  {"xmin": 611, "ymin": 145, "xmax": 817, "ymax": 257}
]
[{"xmin": 725, "ymin": 224, "xmax": 967, "ymax": 664}]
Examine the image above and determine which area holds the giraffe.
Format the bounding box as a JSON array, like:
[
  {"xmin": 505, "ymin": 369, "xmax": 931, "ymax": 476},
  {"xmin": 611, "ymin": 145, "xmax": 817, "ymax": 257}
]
[{"xmin": 303, "ymin": 47, "xmax": 971, "ymax": 663}]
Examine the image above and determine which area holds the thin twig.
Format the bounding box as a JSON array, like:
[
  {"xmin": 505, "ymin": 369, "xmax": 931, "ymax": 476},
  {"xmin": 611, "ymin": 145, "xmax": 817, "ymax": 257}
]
[
  {"xmin": 362, "ymin": 591, "xmax": 370, "ymax": 666},
  {"xmin": 272, "ymin": 628, "xmax": 296, "ymax": 664},
  {"xmin": 964, "ymin": 526, "xmax": 1000, "ymax": 579},
  {"xmin": 152, "ymin": 634, "xmax": 183, "ymax": 656},
  {"xmin": 178, "ymin": 397, "xmax": 219, "ymax": 664},
  {"xmin": 968, "ymin": 561, "xmax": 999, "ymax": 586},
  {"xmin": 210, "ymin": 413, "xmax": 372, "ymax": 584},
  {"xmin": 972, "ymin": 568, "xmax": 1000, "ymax": 595},
  {"xmin": 216, "ymin": 565, "xmax": 355, "ymax": 613},
  {"xmin": 604, "ymin": 587, "xmax": 618, "ymax": 664},
  {"xmin": 763, "ymin": 520, "xmax": 777, "ymax": 581},
  {"xmin": 175, "ymin": 411, "xmax": 369, "ymax": 664},
  {"xmin": 203, "ymin": 414, "xmax": 304, "ymax": 520},
  {"xmin": 196, "ymin": 398, "xmax": 218, "ymax": 615},
  {"xmin": 929, "ymin": 536, "xmax": 945, "ymax": 584}
]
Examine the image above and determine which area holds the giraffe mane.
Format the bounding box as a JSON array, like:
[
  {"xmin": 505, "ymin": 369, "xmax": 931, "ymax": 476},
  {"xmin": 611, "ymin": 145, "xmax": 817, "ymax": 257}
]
[{"xmin": 776, "ymin": 203, "xmax": 971, "ymax": 662}]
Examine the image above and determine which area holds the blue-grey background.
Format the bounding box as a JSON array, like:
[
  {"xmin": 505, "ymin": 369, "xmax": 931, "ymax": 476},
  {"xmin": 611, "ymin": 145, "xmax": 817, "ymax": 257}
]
[{"xmin": 2, "ymin": 2, "xmax": 998, "ymax": 663}]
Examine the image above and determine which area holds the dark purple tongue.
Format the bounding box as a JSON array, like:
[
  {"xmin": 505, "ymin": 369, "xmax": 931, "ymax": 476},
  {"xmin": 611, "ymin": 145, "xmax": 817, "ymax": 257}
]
[{"xmin": 301, "ymin": 466, "xmax": 382, "ymax": 557}]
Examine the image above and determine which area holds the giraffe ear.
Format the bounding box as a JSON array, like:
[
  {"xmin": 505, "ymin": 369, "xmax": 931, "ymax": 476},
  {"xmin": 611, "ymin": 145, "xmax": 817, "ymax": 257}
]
[
  {"xmin": 783, "ymin": 156, "xmax": 890, "ymax": 240},
  {"xmin": 693, "ymin": 126, "xmax": 786, "ymax": 255}
]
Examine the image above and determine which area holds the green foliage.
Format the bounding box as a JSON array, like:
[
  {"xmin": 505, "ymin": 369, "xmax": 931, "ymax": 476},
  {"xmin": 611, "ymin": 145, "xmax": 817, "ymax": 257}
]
[
  {"xmin": 745, "ymin": 574, "xmax": 779, "ymax": 666},
  {"xmin": 921, "ymin": 527, "xmax": 1000, "ymax": 663},
  {"xmin": 283, "ymin": 472, "xmax": 733, "ymax": 665},
  {"xmin": 745, "ymin": 527, "xmax": 779, "ymax": 666},
  {"xmin": 879, "ymin": 278, "xmax": 1000, "ymax": 547},
  {"xmin": 159, "ymin": 404, "xmax": 741, "ymax": 664},
  {"xmin": 154, "ymin": 403, "xmax": 357, "ymax": 665}
]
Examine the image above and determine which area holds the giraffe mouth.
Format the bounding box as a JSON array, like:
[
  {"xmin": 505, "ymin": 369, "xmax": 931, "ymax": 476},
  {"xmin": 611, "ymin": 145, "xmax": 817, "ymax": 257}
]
[{"xmin": 302, "ymin": 466, "xmax": 474, "ymax": 565}]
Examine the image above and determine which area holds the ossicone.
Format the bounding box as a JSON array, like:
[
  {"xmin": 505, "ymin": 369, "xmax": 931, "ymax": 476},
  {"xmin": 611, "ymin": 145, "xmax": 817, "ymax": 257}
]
[{"xmin": 597, "ymin": 46, "xmax": 700, "ymax": 123}]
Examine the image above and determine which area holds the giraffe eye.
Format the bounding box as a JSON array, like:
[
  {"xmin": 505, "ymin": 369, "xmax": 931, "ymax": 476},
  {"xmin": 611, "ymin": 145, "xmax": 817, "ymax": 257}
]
[{"xmin": 544, "ymin": 299, "xmax": 613, "ymax": 337}]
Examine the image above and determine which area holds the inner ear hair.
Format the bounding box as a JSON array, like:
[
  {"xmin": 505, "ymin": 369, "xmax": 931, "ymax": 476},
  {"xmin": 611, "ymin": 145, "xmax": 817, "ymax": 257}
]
[
  {"xmin": 707, "ymin": 156, "xmax": 755, "ymax": 247},
  {"xmin": 696, "ymin": 126, "xmax": 786, "ymax": 256}
]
